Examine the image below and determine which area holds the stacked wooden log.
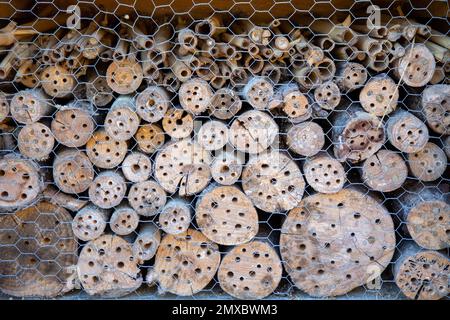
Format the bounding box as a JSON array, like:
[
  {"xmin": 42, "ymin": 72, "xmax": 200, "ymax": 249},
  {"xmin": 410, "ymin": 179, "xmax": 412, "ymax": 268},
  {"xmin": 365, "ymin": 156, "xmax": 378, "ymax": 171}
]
[{"xmin": 0, "ymin": 9, "xmax": 449, "ymax": 300}]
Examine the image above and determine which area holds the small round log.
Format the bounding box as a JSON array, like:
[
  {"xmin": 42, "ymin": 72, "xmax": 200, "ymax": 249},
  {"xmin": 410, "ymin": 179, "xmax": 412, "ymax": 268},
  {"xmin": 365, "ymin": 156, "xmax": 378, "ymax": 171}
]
[
  {"xmin": 421, "ymin": 84, "xmax": 449, "ymax": 135},
  {"xmin": 10, "ymin": 89, "xmax": 51, "ymax": 124},
  {"xmin": 393, "ymin": 44, "xmax": 435, "ymax": 87},
  {"xmin": 110, "ymin": 205, "xmax": 140, "ymax": 236},
  {"xmin": 89, "ymin": 171, "xmax": 127, "ymax": 209},
  {"xmin": 149, "ymin": 229, "xmax": 221, "ymax": 296},
  {"xmin": 106, "ymin": 58, "xmax": 143, "ymax": 94},
  {"xmin": 128, "ymin": 179, "xmax": 167, "ymax": 216},
  {"xmin": 196, "ymin": 185, "xmax": 259, "ymax": 245},
  {"xmin": 336, "ymin": 62, "xmax": 367, "ymax": 93},
  {"xmin": 407, "ymin": 142, "xmax": 447, "ymax": 182},
  {"xmin": 242, "ymin": 77, "xmax": 274, "ymax": 110},
  {"xmin": 159, "ymin": 198, "xmax": 192, "ymax": 235},
  {"xmin": 445, "ymin": 136, "xmax": 450, "ymax": 159},
  {"xmin": 303, "ymin": 153, "xmax": 346, "ymax": 194},
  {"xmin": 361, "ymin": 149, "xmax": 408, "ymax": 192},
  {"xmin": 154, "ymin": 139, "xmax": 212, "ymax": 196},
  {"xmin": 40, "ymin": 64, "xmax": 76, "ymax": 98},
  {"xmin": 209, "ymin": 88, "xmax": 242, "ymax": 120},
  {"xmin": 229, "ymin": 110, "xmax": 278, "ymax": 154},
  {"xmin": 136, "ymin": 86, "xmax": 170, "ymax": 123},
  {"xmin": 77, "ymin": 234, "xmax": 143, "ymax": 297},
  {"xmin": 86, "ymin": 74, "xmax": 113, "ymax": 107},
  {"xmin": 217, "ymin": 241, "xmax": 282, "ymax": 300},
  {"xmin": 279, "ymin": 85, "xmax": 312, "ymax": 122},
  {"xmin": 242, "ymin": 151, "xmax": 305, "ymax": 212},
  {"xmin": 197, "ymin": 120, "xmax": 228, "ymax": 151},
  {"xmin": 86, "ymin": 129, "xmax": 127, "ymax": 169},
  {"xmin": 280, "ymin": 189, "xmax": 396, "ymax": 297},
  {"xmin": 0, "ymin": 201, "xmax": 77, "ymax": 297},
  {"xmin": 18, "ymin": 122, "xmax": 54, "ymax": 161},
  {"xmin": 179, "ymin": 78, "xmax": 213, "ymax": 115},
  {"xmin": 162, "ymin": 107, "xmax": 194, "ymax": 139},
  {"xmin": 211, "ymin": 150, "xmax": 245, "ymax": 185},
  {"xmin": 53, "ymin": 149, "xmax": 95, "ymax": 194},
  {"xmin": 359, "ymin": 74, "xmax": 399, "ymax": 117},
  {"xmin": 332, "ymin": 105, "xmax": 385, "ymax": 163},
  {"xmin": 286, "ymin": 121, "xmax": 325, "ymax": 157},
  {"xmin": 122, "ymin": 152, "xmax": 152, "ymax": 183},
  {"xmin": 386, "ymin": 110, "xmax": 429, "ymax": 154},
  {"xmin": 51, "ymin": 106, "xmax": 95, "ymax": 148},
  {"xmin": 0, "ymin": 155, "xmax": 43, "ymax": 210},
  {"xmin": 314, "ymin": 81, "xmax": 341, "ymax": 111},
  {"xmin": 105, "ymin": 96, "xmax": 140, "ymax": 141},
  {"xmin": 135, "ymin": 123, "xmax": 165, "ymax": 155},
  {"xmin": 133, "ymin": 223, "xmax": 161, "ymax": 264},
  {"xmin": 72, "ymin": 205, "xmax": 108, "ymax": 241},
  {"xmin": 394, "ymin": 241, "xmax": 449, "ymax": 300},
  {"xmin": 0, "ymin": 92, "xmax": 10, "ymax": 121}
]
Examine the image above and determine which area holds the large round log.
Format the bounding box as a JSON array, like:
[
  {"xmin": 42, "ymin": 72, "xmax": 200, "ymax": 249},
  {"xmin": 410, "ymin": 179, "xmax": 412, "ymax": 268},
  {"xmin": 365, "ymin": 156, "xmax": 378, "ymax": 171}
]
[
  {"xmin": 280, "ymin": 189, "xmax": 396, "ymax": 297},
  {"xmin": 229, "ymin": 110, "xmax": 279, "ymax": 154},
  {"xmin": 128, "ymin": 179, "xmax": 167, "ymax": 216},
  {"xmin": 218, "ymin": 241, "xmax": 282, "ymax": 300},
  {"xmin": 0, "ymin": 155, "xmax": 44, "ymax": 210},
  {"xmin": 148, "ymin": 229, "xmax": 220, "ymax": 296},
  {"xmin": 407, "ymin": 142, "xmax": 446, "ymax": 182},
  {"xmin": 242, "ymin": 151, "xmax": 305, "ymax": 212},
  {"xmin": 196, "ymin": 185, "xmax": 259, "ymax": 245},
  {"xmin": 332, "ymin": 105, "xmax": 385, "ymax": 163},
  {"xmin": 53, "ymin": 149, "xmax": 95, "ymax": 194},
  {"xmin": 303, "ymin": 153, "xmax": 346, "ymax": 194},
  {"xmin": 88, "ymin": 171, "xmax": 127, "ymax": 209},
  {"xmin": 361, "ymin": 149, "xmax": 408, "ymax": 192},
  {"xmin": 77, "ymin": 234, "xmax": 143, "ymax": 297},
  {"xmin": 386, "ymin": 110, "xmax": 429, "ymax": 154},
  {"xmin": 72, "ymin": 205, "xmax": 108, "ymax": 241},
  {"xmin": 394, "ymin": 241, "xmax": 449, "ymax": 300},
  {"xmin": 154, "ymin": 139, "xmax": 212, "ymax": 196},
  {"xmin": 18, "ymin": 122, "xmax": 55, "ymax": 161},
  {"xmin": 359, "ymin": 74, "xmax": 399, "ymax": 117},
  {"xmin": 86, "ymin": 130, "xmax": 127, "ymax": 169},
  {"xmin": 0, "ymin": 201, "xmax": 78, "ymax": 297}
]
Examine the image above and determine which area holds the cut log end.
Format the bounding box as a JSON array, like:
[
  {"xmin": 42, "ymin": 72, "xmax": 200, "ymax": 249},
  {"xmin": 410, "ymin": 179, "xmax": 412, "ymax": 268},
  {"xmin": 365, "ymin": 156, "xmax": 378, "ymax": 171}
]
[
  {"xmin": 179, "ymin": 78, "xmax": 213, "ymax": 114},
  {"xmin": 136, "ymin": 86, "xmax": 170, "ymax": 123},
  {"xmin": 196, "ymin": 185, "xmax": 259, "ymax": 245},
  {"xmin": 407, "ymin": 142, "xmax": 446, "ymax": 182},
  {"xmin": 197, "ymin": 120, "xmax": 228, "ymax": 151},
  {"xmin": 387, "ymin": 110, "xmax": 429, "ymax": 154},
  {"xmin": 360, "ymin": 74, "xmax": 399, "ymax": 117},
  {"xmin": 106, "ymin": 59, "xmax": 143, "ymax": 94},
  {"xmin": 122, "ymin": 152, "xmax": 152, "ymax": 183},
  {"xmin": 159, "ymin": 199, "xmax": 192, "ymax": 235},
  {"xmin": 421, "ymin": 84, "xmax": 450, "ymax": 135},
  {"xmin": 395, "ymin": 44, "xmax": 435, "ymax": 87},
  {"xmin": 162, "ymin": 108, "xmax": 194, "ymax": 139},
  {"xmin": 152, "ymin": 229, "xmax": 221, "ymax": 296},
  {"xmin": 218, "ymin": 241, "xmax": 282, "ymax": 299},
  {"xmin": 10, "ymin": 90, "xmax": 49, "ymax": 125},
  {"xmin": 242, "ymin": 77, "xmax": 274, "ymax": 110},
  {"xmin": 18, "ymin": 122, "xmax": 54, "ymax": 161},
  {"xmin": 362, "ymin": 149, "xmax": 408, "ymax": 192},
  {"xmin": 304, "ymin": 154, "xmax": 346, "ymax": 194},
  {"xmin": 86, "ymin": 130, "xmax": 127, "ymax": 169},
  {"xmin": 53, "ymin": 149, "xmax": 94, "ymax": 194},
  {"xmin": 242, "ymin": 151, "xmax": 305, "ymax": 212},
  {"xmin": 286, "ymin": 122, "xmax": 325, "ymax": 157},
  {"xmin": 128, "ymin": 180, "xmax": 167, "ymax": 216},
  {"xmin": 105, "ymin": 99, "xmax": 140, "ymax": 141},
  {"xmin": 280, "ymin": 189, "xmax": 396, "ymax": 297},
  {"xmin": 110, "ymin": 206, "xmax": 139, "ymax": 236},
  {"xmin": 135, "ymin": 124, "xmax": 165, "ymax": 154},
  {"xmin": 211, "ymin": 150, "xmax": 244, "ymax": 186},
  {"xmin": 314, "ymin": 81, "xmax": 340, "ymax": 111},
  {"xmin": 89, "ymin": 171, "xmax": 126, "ymax": 209},
  {"xmin": 72, "ymin": 205, "xmax": 108, "ymax": 241},
  {"xmin": 210, "ymin": 88, "xmax": 242, "ymax": 120},
  {"xmin": 133, "ymin": 223, "xmax": 161, "ymax": 264},
  {"xmin": 77, "ymin": 234, "xmax": 143, "ymax": 297},
  {"xmin": 41, "ymin": 65, "xmax": 76, "ymax": 98},
  {"xmin": 337, "ymin": 62, "xmax": 367, "ymax": 92},
  {"xmin": 51, "ymin": 108, "xmax": 95, "ymax": 148}
]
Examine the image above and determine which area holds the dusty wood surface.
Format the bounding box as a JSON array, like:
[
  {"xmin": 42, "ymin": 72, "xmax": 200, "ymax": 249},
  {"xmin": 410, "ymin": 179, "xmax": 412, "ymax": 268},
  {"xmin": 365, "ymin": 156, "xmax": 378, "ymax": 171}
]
[
  {"xmin": 0, "ymin": 201, "xmax": 78, "ymax": 297},
  {"xmin": 136, "ymin": 86, "xmax": 170, "ymax": 123},
  {"xmin": 154, "ymin": 139, "xmax": 212, "ymax": 196},
  {"xmin": 242, "ymin": 77, "xmax": 274, "ymax": 110},
  {"xmin": 42, "ymin": 186, "xmax": 87, "ymax": 212},
  {"xmin": 209, "ymin": 88, "xmax": 242, "ymax": 119},
  {"xmin": 106, "ymin": 58, "xmax": 143, "ymax": 94},
  {"xmin": 53, "ymin": 149, "xmax": 94, "ymax": 194},
  {"xmin": 218, "ymin": 241, "xmax": 282, "ymax": 299},
  {"xmin": 196, "ymin": 185, "xmax": 259, "ymax": 245},
  {"xmin": 0, "ymin": 92, "xmax": 9, "ymax": 121},
  {"xmin": 72, "ymin": 205, "xmax": 108, "ymax": 241},
  {"xmin": 303, "ymin": 153, "xmax": 346, "ymax": 194},
  {"xmin": 393, "ymin": 44, "xmax": 435, "ymax": 87},
  {"xmin": 179, "ymin": 78, "xmax": 213, "ymax": 114},
  {"xmin": 77, "ymin": 234, "xmax": 143, "ymax": 298},
  {"xmin": 314, "ymin": 81, "xmax": 340, "ymax": 111},
  {"xmin": 128, "ymin": 179, "xmax": 167, "ymax": 216},
  {"xmin": 280, "ymin": 189, "xmax": 395, "ymax": 297},
  {"xmin": 421, "ymin": 84, "xmax": 449, "ymax": 135},
  {"xmin": 361, "ymin": 149, "xmax": 408, "ymax": 192},
  {"xmin": 394, "ymin": 241, "xmax": 449, "ymax": 300},
  {"xmin": 336, "ymin": 62, "xmax": 367, "ymax": 93},
  {"xmin": 0, "ymin": 155, "xmax": 43, "ymax": 210},
  {"xmin": 242, "ymin": 151, "xmax": 305, "ymax": 212},
  {"xmin": 149, "ymin": 229, "xmax": 220, "ymax": 296},
  {"xmin": 40, "ymin": 64, "xmax": 76, "ymax": 98},
  {"xmin": 10, "ymin": 89, "xmax": 51, "ymax": 124}
]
